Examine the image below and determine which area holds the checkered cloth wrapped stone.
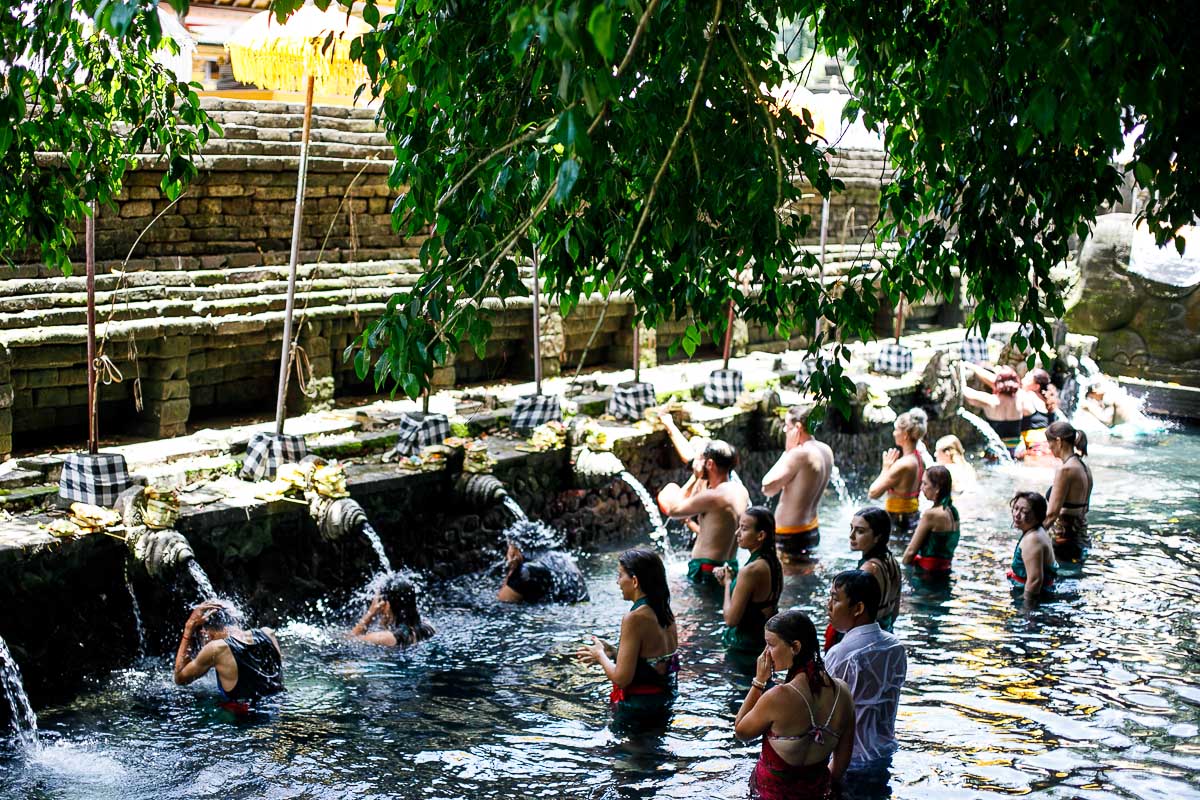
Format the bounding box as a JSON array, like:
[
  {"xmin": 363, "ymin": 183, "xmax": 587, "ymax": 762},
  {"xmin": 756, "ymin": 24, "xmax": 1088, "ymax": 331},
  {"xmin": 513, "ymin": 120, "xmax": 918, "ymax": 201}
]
[
  {"xmin": 240, "ymin": 432, "xmax": 309, "ymax": 481},
  {"xmin": 511, "ymin": 394, "xmax": 562, "ymax": 433},
  {"xmin": 58, "ymin": 452, "xmax": 131, "ymax": 507},
  {"xmin": 703, "ymin": 369, "xmax": 745, "ymax": 407},
  {"xmin": 960, "ymin": 335, "xmax": 990, "ymax": 364},
  {"xmin": 388, "ymin": 413, "xmax": 452, "ymax": 457},
  {"xmin": 873, "ymin": 342, "xmax": 914, "ymax": 376},
  {"xmin": 607, "ymin": 382, "xmax": 657, "ymax": 421}
]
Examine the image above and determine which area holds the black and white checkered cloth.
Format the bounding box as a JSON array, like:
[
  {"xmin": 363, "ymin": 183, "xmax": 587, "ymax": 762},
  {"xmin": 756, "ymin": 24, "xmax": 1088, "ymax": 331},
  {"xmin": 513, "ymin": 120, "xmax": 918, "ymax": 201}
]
[
  {"xmin": 240, "ymin": 432, "xmax": 309, "ymax": 481},
  {"xmin": 703, "ymin": 369, "xmax": 745, "ymax": 407},
  {"xmin": 388, "ymin": 412, "xmax": 452, "ymax": 457},
  {"xmin": 873, "ymin": 342, "xmax": 914, "ymax": 376},
  {"xmin": 607, "ymin": 382, "xmax": 657, "ymax": 421},
  {"xmin": 960, "ymin": 335, "xmax": 989, "ymax": 364},
  {"xmin": 511, "ymin": 394, "xmax": 562, "ymax": 433},
  {"xmin": 58, "ymin": 452, "xmax": 131, "ymax": 507}
]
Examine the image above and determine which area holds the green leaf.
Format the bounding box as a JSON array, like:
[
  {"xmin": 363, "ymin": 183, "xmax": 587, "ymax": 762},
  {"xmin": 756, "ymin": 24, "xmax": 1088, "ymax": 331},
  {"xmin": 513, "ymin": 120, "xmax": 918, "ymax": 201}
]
[
  {"xmin": 362, "ymin": 2, "xmax": 379, "ymax": 26},
  {"xmin": 588, "ymin": 5, "xmax": 615, "ymax": 62},
  {"xmin": 1134, "ymin": 161, "xmax": 1153, "ymax": 188},
  {"xmin": 555, "ymin": 159, "xmax": 580, "ymax": 206},
  {"xmin": 1029, "ymin": 88, "xmax": 1056, "ymax": 134}
]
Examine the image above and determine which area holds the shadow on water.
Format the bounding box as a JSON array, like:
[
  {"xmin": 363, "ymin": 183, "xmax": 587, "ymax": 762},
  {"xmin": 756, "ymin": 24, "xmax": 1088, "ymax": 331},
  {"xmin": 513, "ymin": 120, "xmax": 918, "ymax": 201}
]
[{"xmin": 2, "ymin": 426, "xmax": 1199, "ymax": 799}]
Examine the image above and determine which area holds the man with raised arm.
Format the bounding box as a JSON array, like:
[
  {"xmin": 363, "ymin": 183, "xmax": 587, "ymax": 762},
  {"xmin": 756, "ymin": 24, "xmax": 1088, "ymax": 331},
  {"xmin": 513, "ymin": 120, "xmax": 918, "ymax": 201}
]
[
  {"xmin": 174, "ymin": 600, "xmax": 284, "ymax": 715},
  {"xmin": 657, "ymin": 439, "xmax": 749, "ymax": 587},
  {"xmin": 761, "ymin": 405, "xmax": 833, "ymax": 562}
]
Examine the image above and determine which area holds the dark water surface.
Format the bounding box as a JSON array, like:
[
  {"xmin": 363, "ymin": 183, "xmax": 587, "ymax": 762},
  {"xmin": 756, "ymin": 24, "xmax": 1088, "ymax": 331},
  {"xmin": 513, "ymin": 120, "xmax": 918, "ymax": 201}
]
[{"xmin": 2, "ymin": 426, "xmax": 1199, "ymax": 799}]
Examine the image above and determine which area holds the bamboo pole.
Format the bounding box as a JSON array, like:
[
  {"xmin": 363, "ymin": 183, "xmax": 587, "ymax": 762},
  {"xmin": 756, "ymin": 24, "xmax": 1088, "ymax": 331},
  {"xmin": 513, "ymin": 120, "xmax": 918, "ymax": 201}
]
[
  {"xmin": 721, "ymin": 299, "xmax": 736, "ymax": 368},
  {"xmin": 532, "ymin": 246, "xmax": 543, "ymax": 394},
  {"xmin": 274, "ymin": 74, "xmax": 316, "ymax": 435},
  {"xmin": 632, "ymin": 321, "xmax": 641, "ymax": 383},
  {"xmin": 85, "ymin": 205, "xmax": 98, "ymax": 454}
]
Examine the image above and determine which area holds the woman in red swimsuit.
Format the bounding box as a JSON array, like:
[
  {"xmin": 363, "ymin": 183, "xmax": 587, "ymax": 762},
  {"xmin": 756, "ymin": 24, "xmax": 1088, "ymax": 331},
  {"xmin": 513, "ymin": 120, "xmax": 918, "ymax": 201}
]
[{"xmin": 735, "ymin": 610, "xmax": 856, "ymax": 800}]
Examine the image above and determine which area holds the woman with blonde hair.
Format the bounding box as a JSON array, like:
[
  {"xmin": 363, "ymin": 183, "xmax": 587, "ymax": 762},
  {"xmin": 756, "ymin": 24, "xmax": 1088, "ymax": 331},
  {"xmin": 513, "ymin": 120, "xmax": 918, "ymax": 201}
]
[
  {"xmin": 868, "ymin": 407, "xmax": 927, "ymax": 538},
  {"xmin": 934, "ymin": 434, "xmax": 975, "ymax": 494}
]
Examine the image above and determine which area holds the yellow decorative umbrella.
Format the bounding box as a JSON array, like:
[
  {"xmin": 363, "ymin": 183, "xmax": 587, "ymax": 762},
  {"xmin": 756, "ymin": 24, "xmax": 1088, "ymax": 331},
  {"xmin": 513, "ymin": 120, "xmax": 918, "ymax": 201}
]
[{"xmin": 227, "ymin": 3, "xmax": 372, "ymax": 435}]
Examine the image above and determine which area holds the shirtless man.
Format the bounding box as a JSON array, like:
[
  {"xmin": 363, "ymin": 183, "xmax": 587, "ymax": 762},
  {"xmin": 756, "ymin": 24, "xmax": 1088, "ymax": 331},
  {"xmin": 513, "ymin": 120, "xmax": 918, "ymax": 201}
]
[
  {"xmin": 657, "ymin": 440, "xmax": 750, "ymax": 587},
  {"xmin": 761, "ymin": 406, "xmax": 833, "ymax": 562}
]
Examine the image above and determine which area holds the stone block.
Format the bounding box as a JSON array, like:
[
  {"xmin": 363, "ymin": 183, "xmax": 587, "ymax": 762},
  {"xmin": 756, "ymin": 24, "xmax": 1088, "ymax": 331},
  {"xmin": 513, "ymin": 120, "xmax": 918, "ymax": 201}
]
[
  {"xmin": 140, "ymin": 378, "xmax": 190, "ymax": 401},
  {"xmin": 16, "ymin": 345, "xmax": 85, "ymax": 370},
  {"xmin": 0, "ymin": 410, "xmax": 11, "ymax": 436},
  {"xmin": 144, "ymin": 358, "xmax": 188, "ymax": 381},
  {"xmin": 0, "ymin": 384, "xmax": 11, "ymax": 410},
  {"xmin": 120, "ymin": 201, "xmax": 153, "ymax": 218},
  {"xmin": 34, "ymin": 387, "xmax": 69, "ymax": 407},
  {"xmin": 24, "ymin": 369, "xmax": 59, "ymax": 389},
  {"xmin": 67, "ymin": 386, "xmax": 88, "ymax": 406}
]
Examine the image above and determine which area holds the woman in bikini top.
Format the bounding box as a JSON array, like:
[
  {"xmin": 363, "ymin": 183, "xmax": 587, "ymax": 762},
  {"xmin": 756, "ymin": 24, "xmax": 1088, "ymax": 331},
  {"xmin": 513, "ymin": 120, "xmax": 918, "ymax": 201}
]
[{"xmin": 735, "ymin": 610, "xmax": 856, "ymax": 800}]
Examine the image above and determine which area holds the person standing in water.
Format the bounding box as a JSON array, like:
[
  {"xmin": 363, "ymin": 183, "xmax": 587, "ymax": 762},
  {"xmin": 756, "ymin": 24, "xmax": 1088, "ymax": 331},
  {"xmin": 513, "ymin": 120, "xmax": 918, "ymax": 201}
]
[
  {"xmin": 901, "ymin": 466, "xmax": 960, "ymax": 575},
  {"xmin": 578, "ymin": 548, "xmax": 679, "ymax": 727},
  {"xmin": 1043, "ymin": 421, "xmax": 1093, "ymax": 563},
  {"xmin": 868, "ymin": 408, "xmax": 927, "ymax": 539},
  {"xmin": 962, "ymin": 364, "xmax": 1025, "ymax": 457},
  {"xmin": 497, "ymin": 520, "xmax": 589, "ymax": 604},
  {"xmin": 734, "ymin": 610, "xmax": 856, "ymax": 800},
  {"xmin": 174, "ymin": 600, "xmax": 283, "ymax": 714},
  {"xmin": 715, "ymin": 506, "xmax": 784, "ymax": 655},
  {"xmin": 761, "ymin": 405, "xmax": 833, "ymax": 563},
  {"xmin": 933, "ymin": 434, "xmax": 976, "ymax": 495},
  {"xmin": 658, "ymin": 440, "xmax": 750, "ymax": 587},
  {"xmin": 1007, "ymin": 491, "xmax": 1058, "ymax": 605},
  {"xmin": 351, "ymin": 573, "xmax": 436, "ymax": 647}
]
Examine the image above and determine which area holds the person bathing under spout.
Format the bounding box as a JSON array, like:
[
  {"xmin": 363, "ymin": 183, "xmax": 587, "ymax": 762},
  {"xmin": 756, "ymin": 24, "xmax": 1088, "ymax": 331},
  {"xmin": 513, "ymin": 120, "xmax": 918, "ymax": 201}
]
[
  {"xmin": 657, "ymin": 440, "xmax": 749, "ymax": 588},
  {"xmin": 761, "ymin": 405, "xmax": 833, "ymax": 564},
  {"xmin": 174, "ymin": 600, "xmax": 283, "ymax": 715},
  {"xmin": 351, "ymin": 573, "xmax": 436, "ymax": 647}
]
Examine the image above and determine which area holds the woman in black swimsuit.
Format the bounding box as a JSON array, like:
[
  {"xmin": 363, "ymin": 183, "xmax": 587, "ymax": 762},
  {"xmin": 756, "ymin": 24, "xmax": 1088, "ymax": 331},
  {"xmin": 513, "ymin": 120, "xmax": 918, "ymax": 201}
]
[
  {"xmin": 1043, "ymin": 421, "xmax": 1093, "ymax": 562},
  {"xmin": 578, "ymin": 548, "xmax": 679, "ymax": 726},
  {"xmin": 351, "ymin": 573, "xmax": 436, "ymax": 647}
]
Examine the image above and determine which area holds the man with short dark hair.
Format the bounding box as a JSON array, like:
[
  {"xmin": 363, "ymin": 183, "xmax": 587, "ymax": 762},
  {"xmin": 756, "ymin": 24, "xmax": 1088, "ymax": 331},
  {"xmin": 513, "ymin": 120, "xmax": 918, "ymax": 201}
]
[
  {"xmin": 657, "ymin": 439, "xmax": 749, "ymax": 587},
  {"xmin": 174, "ymin": 600, "xmax": 284, "ymax": 714},
  {"xmin": 824, "ymin": 569, "xmax": 907, "ymax": 781},
  {"xmin": 761, "ymin": 405, "xmax": 833, "ymax": 562}
]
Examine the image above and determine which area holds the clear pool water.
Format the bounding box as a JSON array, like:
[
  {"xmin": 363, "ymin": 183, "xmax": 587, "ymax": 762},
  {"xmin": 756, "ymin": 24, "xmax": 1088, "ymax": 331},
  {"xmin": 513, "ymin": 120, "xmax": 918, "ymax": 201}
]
[{"xmin": 2, "ymin": 425, "xmax": 1199, "ymax": 799}]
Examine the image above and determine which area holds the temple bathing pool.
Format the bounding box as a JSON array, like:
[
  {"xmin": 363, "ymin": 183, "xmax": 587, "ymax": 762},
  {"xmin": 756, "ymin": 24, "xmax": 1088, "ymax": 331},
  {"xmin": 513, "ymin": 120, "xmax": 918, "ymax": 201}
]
[{"xmin": 1, "ymin": 425, "xmax": 1198, "ymax": 799}]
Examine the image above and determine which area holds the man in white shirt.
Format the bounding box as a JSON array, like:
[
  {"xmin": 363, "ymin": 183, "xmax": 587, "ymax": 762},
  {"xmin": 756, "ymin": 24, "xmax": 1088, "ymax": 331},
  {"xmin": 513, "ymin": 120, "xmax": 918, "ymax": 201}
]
[{"xmin": 824, "ymin": 568, "xmax": 907, "ymax": 778}]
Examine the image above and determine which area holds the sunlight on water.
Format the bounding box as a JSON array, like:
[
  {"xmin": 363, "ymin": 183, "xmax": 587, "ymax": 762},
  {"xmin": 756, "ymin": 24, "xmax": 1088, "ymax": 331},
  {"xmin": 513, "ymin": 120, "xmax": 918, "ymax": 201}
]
[{"xmin": 1, "ymin": 424, "xmax": 1198, "ymax": 799}]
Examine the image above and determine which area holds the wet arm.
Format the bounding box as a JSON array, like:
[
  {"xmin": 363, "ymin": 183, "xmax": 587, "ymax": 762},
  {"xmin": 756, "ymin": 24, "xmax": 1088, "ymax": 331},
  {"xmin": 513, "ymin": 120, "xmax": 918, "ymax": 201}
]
[
  {"xmin": 761, "ymin": 449, "xmax": 801, "ymax": 497},
  {"xmin": 867, "ymin": 460, "xmax": 903, "ymax": 499},
  {"xmin": 902, "ymin": 512, "xmax": 934, "ymax": 565},
  {"xmin": 659, "ymin": 487, "xmax": 719, "ymax": 520},
  {"xmin": 965, "ymin": 362, "xmax": 997, "ymax": 388},
  {"xmin": 722, "ymin": 567, "xmax": 752, "ymax": 627},
  {"xmin": 1043, "ymin": 467, "xmax": 1069, "ymax": 528},
  {"xmin": 828, "ymin": 692, "xmax": 856, "ymax": 780},
  {"xmin": 734, "ymin": 685, "xmax": 778, "ymax": 739},
  {"xmin": 659, "ymin": 414, "xmax": 695, "ymax": 464},
  {"xmin": 174, "ymin": 639, "xmax": 218, "ymax": 686},
  {"xmin": 961, "ymin": 385, "xmax": 997, "ymax": 410},
  {"xmin": 1022, "ymin": 539, "xmax": 1043, "ymax": 600},
  {"xmin": 602, "ymin": 616, "xmax": 641, "ymax": 688}
]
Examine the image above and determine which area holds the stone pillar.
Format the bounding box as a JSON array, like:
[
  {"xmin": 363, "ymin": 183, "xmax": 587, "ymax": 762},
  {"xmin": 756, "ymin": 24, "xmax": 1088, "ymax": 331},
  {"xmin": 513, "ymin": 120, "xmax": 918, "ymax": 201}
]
[
  {"xmin": 0, "ymin": 344, "xmax": 12, "ymax": 458},
  {"xmin": 638, "ymin": 324, "xmax": 658, "ymax": 370},
  {"xmin": 540, "ymin": 308, "xmax": 565, "ymax": 380},
  {"xmin": 135, "ymin": 336, "xmax": 192, "ymax": 438}
]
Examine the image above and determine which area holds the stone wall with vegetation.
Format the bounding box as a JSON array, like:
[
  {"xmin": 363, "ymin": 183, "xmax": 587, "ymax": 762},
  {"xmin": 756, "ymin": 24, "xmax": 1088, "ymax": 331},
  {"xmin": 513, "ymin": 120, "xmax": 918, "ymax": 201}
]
[{"xmin": 0, "ymin": 98, "xmax": 894, "ymax": 458}]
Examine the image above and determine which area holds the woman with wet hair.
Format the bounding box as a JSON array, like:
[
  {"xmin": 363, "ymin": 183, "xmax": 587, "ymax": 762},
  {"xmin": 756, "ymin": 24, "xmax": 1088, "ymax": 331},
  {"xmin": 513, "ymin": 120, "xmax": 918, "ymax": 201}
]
[
  {"xmin": 734, "ymin": 609, "xmax": 855, "ymax": 800},
  {"xmin": 578, "ymin": 548, "xmax": 679, "ymax": 725},
  {"xmin": 962, "ymin": 363, "xmax": 1025, "ymax": 457},
  {"xmin": 849, "ymin": 507, "xmax": 902, "ymax": 632},
  {"xmin": 1018, "ymin": 368, "xmax": 1057, "ymax": 461},
  {"xmin": 352, "ymin": 573, "xmax": 436, "ymax": 647},
  {"xmin": 1007, "ymin": 491, "xmax": 1058, "ymax": 604},
  {"xmin": 498, "ymin": 520, "xmax": 589, "ymax": 604},
  {"xmin": 902, "ymin": 466, "xmax": 960, "ymax": 574},
  {"xmin": 1043, "ymin": 421, "xmax": 1093, "ymax": 562},
  {"xmin": 868, "ymin": 407, "xmax": 928, "ymax": 538},
  {"xmin": 716, "ymin": 506, "xmax": 784, "ymax": 655}
]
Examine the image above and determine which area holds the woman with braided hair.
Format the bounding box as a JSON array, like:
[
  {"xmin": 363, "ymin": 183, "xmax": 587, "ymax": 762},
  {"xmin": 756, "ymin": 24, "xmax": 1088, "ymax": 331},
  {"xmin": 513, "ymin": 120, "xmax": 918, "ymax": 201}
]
[
  {"xmin": 735, "ymin": 610, "xmax": 855, "ymax": 800},
  {"xmin": 902, "ymin": 466, "xmax": 961, "ymax": 574}
]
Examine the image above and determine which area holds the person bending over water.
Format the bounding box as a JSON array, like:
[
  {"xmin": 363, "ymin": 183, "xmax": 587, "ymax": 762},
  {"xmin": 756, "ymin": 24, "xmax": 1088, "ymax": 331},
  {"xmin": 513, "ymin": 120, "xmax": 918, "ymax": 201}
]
[
  {"xmin": 734, "ymin": 610, "xmax": 855, "ymax": 800},
  {"xmin": 1007, "ymin": 491, "xmax": 1058, "ymax": 606},
  {"xmin": 824, "ymin": 570, "xmax": 907, "ymax": 776},
  {"xmin": 174, "ymin": 600, "xmax": 283, "ymax": 715},
  {"xmin": 934, "ymin": 434, "xmax": 976, "ymax": 495},
  {"xmin": 351, "ymin": 573, "xmax": 435, "ymax": 647},
  {"xmin": 760, "ymin": 405, "xmax": 833, "ymax": 562},
  {"xmin": 657, "ymin": 440, "xmax": 749, "ymax": 587},
  {"xmin": 715, "ymin": 507, "xmax": 783, "ymax": 655},
  {"xmin": 498, "ymin": 520, "xmax": 589, "ymax": 604},
  {"xmin": 962, "ymin": 363, "xmax": 1024, "ymax": 457},
  {"xmin": 902, "ymin": 466, "xmax": 960, "ymax": 574},
  {"xmin": 1043, "ymin": 421, "xmax": 1093, "ymax": 563},
  {"xmin": 578, "ymin": 548, "xmax": 679, "ymax": 725},
  {"xmin": 868, "ymin": 408, "xmax": 927, "ymax": 538},
  {"xmin": 848, "ymin": 507, "xmax": 902, "ymax": 633}
]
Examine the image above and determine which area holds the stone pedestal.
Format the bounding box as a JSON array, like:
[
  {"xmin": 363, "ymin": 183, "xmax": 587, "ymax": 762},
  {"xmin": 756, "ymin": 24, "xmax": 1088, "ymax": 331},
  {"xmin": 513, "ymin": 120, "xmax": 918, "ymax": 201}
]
[{"xmin": 135, "ymin": 336, "xmax": 191, "ymax": 438}]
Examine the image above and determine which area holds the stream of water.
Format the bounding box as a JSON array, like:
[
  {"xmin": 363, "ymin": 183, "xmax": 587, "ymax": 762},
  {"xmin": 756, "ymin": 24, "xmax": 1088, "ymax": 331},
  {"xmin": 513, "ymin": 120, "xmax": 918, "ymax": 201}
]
[
  {"xmin": 124, "ymin": 567, "xmax": 146, "ymax": 659},
  {"xmin": 2, "ymin": 425, "xmax": 1198, "ymax": 799},
  {"xmin": 957, "ymin": 406, "xmax": 1016, "ymax": 461},
  {"xmin": 0, "ymin": 636, "xmax": 38, "ymax": 750},
  {"xmin": 360, "ymin": 522, "xmax": 394, "ymax": 573},
  {"xmin": 618, "ymin": 470, "xmax": 672, "ymax": 560},
  {"xmin": 502, "ymin": 495, "xmax": 528, "ymax": 522},
  {"xmin": 186, "ymin": 559, "xmax": 216, "ymax": 600}
]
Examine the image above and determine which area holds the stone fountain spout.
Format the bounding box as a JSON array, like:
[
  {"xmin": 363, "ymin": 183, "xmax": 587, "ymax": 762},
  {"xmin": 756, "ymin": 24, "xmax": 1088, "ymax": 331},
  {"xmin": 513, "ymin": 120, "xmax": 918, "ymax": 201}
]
[
  {"xmin": 571, "ymin": 447, "xmax": 625, "ymax": 490},
  {"xmin": 454, "ymin": 473, "xmax": 510, "ymax": 509},
  {"xmin": 312, "ymin": 496, "xmax": 369, "ymax": 542},
  {"xmin": 128, "ymin": 528, "xmax": 196, "ymax": 579}
]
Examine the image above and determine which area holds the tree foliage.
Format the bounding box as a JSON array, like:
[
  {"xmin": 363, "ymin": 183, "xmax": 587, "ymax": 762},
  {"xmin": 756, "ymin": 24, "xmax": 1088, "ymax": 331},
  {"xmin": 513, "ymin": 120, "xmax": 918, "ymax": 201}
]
[{"xmin": 0, "ymin": 0, "xmax": 218, "ymax": 273}]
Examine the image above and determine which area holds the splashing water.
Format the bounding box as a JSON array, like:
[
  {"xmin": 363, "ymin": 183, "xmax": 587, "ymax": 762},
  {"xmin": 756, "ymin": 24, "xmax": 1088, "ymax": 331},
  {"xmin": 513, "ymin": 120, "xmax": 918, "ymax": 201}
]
[
  {"xmin": 124, "ymin": 566, "xmax": 146, "ymax": 658},
  {"xmin": 502, "ymin": 495, "xmax": 528, "ymax": 522},
  {"xmin": 1074, "ymin": 355, "xmax": 1103, "ymax": 414},
  {"xmin": 618, "ymin": 471, "xmax": 672, "ymax": 560},
  {"xmin": 0, "ymin": 635, "xmax": 38, "ymax": 749},
  {"xmin": 360, "ymin": 523, "xmax": 394, "ymax": 573},
  {"xmin": 956, "ymin": 407, "xmax": 1014, "ymax": 462},
  {"xmin": 828, "ymin": 464, "xmax": 852, "ymax": 506},
  {"xmin": 186, "ymin": 559, "xmax": 216, "ymax": 599}
]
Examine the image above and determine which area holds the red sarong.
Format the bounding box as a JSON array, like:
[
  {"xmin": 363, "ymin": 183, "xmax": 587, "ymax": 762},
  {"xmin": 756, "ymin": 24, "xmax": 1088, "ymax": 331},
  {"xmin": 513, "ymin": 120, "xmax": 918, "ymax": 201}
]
[{"xmin": 749, "ymin": 738, "xmax": 832, "ymax": 800}]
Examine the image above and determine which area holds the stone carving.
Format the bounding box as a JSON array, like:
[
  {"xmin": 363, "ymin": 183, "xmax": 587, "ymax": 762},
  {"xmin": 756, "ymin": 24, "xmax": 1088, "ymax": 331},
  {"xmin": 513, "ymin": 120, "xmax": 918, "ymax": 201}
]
[
  {"xmin": 1066, "ymin": 213, "xmax": 1200, "ymax": 385},
  {"xmin": 920, "ymin": 349, "xmax": 963, "ymax": 417}
]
